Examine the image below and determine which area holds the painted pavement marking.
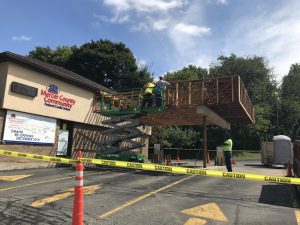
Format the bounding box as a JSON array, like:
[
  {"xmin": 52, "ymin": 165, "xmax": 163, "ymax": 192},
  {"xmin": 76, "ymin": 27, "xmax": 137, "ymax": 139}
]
[
  {"xmin": 184, "ymin": 218, "xmax": 207, "ymax": 225},
  {"xmin": 295, "ymin": 210, "xmax": 300, "ymax": 225},
  {"xmin": 0, "ymin": 171, "xmax": 106, "ymax": 192},
  {"xmin": 30, "ymin": 184, "xmax": 101, "ymax": 207},
  {"xmin": 0, "ymin": 174, "xmax": 32, "ymax": 181},
  {"xmin": 181, "ymin": 202, "xmax": 228, "ymax": 222}
]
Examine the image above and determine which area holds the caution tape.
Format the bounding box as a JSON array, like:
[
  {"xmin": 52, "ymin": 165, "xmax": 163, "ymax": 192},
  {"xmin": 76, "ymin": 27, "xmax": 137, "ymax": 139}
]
[
  {"xmin": 0, "ymin": 150, "xmax": 78, "ymax": 164},
  {"xmin": 80, "ymin": 158, "xmax": 300, "ymax": 185},
  {"xmin": 1, "ymin": 149, "xmax": 299, "ymax": 185}
]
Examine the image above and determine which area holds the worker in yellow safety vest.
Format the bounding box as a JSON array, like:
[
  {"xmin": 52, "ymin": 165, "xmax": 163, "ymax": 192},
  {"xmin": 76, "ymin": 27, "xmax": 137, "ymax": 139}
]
[
  {"xmin": 223, "ymin": 132, "xmax": 233, "ymax": 172},
  {"xmin": 141, "ymin": 81, "xmax": 155, "ymax": 109}
]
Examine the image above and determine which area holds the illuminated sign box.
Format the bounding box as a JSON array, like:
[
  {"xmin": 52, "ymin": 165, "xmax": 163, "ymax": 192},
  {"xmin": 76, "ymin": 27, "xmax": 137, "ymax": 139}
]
[{"xmin": 3, "ymin": 110, "xmax": 57, "ymax": 145}]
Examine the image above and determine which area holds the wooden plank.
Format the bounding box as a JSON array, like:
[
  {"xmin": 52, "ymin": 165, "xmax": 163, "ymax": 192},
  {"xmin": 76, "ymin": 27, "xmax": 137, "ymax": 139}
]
[{"xmin": 188, "ymin": 81, "xmax": 192, "ymax": 105}]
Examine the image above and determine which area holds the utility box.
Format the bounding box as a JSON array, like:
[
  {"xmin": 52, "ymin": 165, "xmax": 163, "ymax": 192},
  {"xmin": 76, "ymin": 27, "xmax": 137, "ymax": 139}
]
[
  {"xmin": 273, "ymin": 135, "xmax": 293, "ymax": 164},
  {"xmin": 216, "ymin": 146, "xmax": 225, "ymax": 166},
  {"xmin": 261, "ymin": 142, "xmax": 274, "ymax": 165}
]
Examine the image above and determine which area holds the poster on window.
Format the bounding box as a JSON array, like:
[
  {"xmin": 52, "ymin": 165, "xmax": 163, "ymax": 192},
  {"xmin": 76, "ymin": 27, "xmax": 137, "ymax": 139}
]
[
  {"xmin": 3, "ymin": 110, "xmax": 56, "ymax": 144},
  {"xmin": 57, "ymin": 130, "xmax": 69, "ymax": 155}
]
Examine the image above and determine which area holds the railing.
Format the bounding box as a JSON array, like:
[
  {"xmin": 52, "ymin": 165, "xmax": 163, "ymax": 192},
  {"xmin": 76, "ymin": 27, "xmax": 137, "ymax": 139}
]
[
  {"xmin": 95, "ymin": 88, "xmax": 166, "ymax": 115},
  {"xmin": 166, "ymin": 76, "xmax": 240, "ymax": 107},
  {"xmin": 239, "ymin": 78, "xmax": 254, "ymax": 120},
  {"xmin": 94, "ymin": 76, "xmax": 254, "ymax": 121}
]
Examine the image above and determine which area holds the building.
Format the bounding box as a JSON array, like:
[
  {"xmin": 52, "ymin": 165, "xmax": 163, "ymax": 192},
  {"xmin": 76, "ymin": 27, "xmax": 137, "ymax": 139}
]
[{"xmin": 0, "ymin": 51, "xmax": 149, "ymax": 168}]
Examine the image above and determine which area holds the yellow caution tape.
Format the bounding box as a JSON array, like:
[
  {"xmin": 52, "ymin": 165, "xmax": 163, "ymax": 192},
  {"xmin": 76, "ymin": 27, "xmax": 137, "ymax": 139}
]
[
  {"xmin": 81, "ymin": 158, "xmax": 300, "ymax": 185},
  {"xmin": 0, "ymin": 150, "xmax": 78, "ymax": 164},
  {"xmin": 0, "ymin": 149, "xmax": 299, "ymax": 185}
]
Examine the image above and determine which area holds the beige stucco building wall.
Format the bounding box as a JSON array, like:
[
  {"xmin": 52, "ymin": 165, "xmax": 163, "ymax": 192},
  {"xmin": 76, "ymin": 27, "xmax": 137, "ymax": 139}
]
[{"xmin": 3, "ymin": 62, "xmax": 108, "ymax": 126}]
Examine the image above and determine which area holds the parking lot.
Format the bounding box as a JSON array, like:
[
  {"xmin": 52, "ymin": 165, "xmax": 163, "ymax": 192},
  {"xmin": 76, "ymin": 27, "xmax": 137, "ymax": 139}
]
[{"xmin": 0, "ymin": 162, "xmax": 299, "ymax": 225}]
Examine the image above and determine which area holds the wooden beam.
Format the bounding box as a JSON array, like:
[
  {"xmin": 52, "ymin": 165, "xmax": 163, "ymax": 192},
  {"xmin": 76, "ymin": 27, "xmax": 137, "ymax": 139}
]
[
  {"xmin": 197, "ymin": 105, "xmax": 230, "ymax": 129},
  {"xmin": 203, "ymin": 116, "xmax": 207, "ymax": 168},
  {"xmin": 188, "ymin": 81, "xmax": 192, "ymax": 105}
]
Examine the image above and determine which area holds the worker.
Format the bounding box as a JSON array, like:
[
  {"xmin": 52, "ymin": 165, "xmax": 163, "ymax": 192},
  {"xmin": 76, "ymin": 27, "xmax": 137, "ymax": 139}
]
[
  {"xmin": 141, "ymin": 81, "xmax": 155, "ymax": 109},
  {"xmin": 223, "ymin": 132, "xmax": 233, "ymax": 172},
  {"xmin": 154, "ymin": 76, "xmax": 171, "ymax": 108}
]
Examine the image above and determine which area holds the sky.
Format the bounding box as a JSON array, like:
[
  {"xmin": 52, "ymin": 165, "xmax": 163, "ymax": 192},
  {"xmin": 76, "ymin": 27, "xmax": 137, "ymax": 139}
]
[{"xmin": 1, "ymin": 0, "xmax": 300, "ymax": 82}]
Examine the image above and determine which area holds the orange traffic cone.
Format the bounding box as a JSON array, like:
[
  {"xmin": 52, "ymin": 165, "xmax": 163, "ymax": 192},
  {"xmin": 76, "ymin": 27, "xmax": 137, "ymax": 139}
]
[
  {"xmin": 286, "ymin": 160, "xmax": 293, "ymax": 177},
  {"xmin": 72, "ymin": 151, "xmax": 84, "ymax": 225},
  {"xmin": 231, "ymin": 156, "xmax": 237, "ymax": 165}
]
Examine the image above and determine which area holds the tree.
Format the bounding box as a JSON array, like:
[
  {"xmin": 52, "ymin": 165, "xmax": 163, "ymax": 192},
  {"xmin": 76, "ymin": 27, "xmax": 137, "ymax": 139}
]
[
  {"xmin": 209, "ymin": 54, "xmax": 276, "ymax": 105},
  {"xmin": 280, "ymin": 64, "xmax": 300, "ymax": 138},
  {"xmin": 164, "ymin": 65, "xmax": 208, "ymax": 81},
  {"xmin": 28, "ymin": 40, "xmax": 153, "ymax": 90},
  {"xmin": 29, "ymin": 45, "xmax": 73, "ymax": 67},
  {"xmin": 65, "ymin": 40, "xmax": 152, "ymax": 90}
]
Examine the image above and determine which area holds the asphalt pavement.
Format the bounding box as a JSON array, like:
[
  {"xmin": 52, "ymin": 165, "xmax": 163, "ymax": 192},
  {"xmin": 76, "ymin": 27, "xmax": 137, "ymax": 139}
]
[{"xmin": 0, "ymin": 163, "xmax": 299, "ymax": 225}]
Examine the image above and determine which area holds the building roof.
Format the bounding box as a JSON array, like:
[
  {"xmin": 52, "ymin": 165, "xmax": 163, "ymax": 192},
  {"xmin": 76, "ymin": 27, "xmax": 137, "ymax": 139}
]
[{"xmin": 0, "ymin": 51, "xmax": 113, "ymax": 93}]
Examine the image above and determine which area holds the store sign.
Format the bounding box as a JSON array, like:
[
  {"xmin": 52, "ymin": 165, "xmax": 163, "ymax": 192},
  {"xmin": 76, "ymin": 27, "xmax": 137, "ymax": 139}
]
[
  {"xmin": 11, "ymin": 82, "xmax": 38, "ymax": 97},
  {"xmin": 41, "ymin": 84, "xmax": 76, "ymax": 111},
  {"xmin": 3, "ymin": 110, "xmax": 56, "ymax": 144}
]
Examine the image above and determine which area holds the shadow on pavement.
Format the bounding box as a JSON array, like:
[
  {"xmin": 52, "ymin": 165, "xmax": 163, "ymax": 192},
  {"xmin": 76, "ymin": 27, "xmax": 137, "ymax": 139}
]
[
  {"xmin": 259, "ymin": 184, "xmax": 298, "ymax": 208},
  {"xmin": 244, "ymin": 163, "xmax": 284, "ymax": 169}
]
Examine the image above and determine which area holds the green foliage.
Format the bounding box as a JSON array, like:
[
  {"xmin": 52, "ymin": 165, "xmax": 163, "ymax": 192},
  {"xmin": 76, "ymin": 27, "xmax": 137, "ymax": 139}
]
[
  {"xmin": 280, "ymin": 64, "xmax": 300, "ymax": 138},
  {"xmin": 209, "ymin": 54, "xmax": 277, "ymax": 105},
  {"xmin": 149, "ymin": 126, "xmax": 198, "ymax": 148},
  {"xmin": 150, "ymin": 126, "xmax": 172, "ymax": 147},
  {"xmin": 28, "ymin": 40, "xmax": 153, "ymax": 90},
  {"xmin": 164, "ymin": 65, "xmax": 208, "ymax": 81},
  {"xmin": 29, "ymin": 45, "xmax": 73, "ymax": 67},
  {"xmin": 166, "ymin": 126, "xmax": 198, "ymax": 148},
  {"xmin": 209, "ymin": 54, "xmax": 278, "ymax": 146}
]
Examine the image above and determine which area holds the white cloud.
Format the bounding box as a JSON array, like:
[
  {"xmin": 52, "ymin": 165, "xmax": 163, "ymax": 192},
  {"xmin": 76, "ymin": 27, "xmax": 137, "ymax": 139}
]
[
  {"xmin": 100, "ymin": 0, "xmax": 212, "ymax": 73},
  {"xmin": 172, "ymin": 23, "xmax": 210, "ymax": 36},
  {"xmin": 12, "ymin": 35, "xmax": 32, "ymax": 41},
  {"xmin": 215, "ymin": 0, "xmax": 228, "ymax": 5},
  {"xmin": 103, "ymin": 0, "xmax": 187, "ymax": 13},
  {"xmin": 137, "ymin": 58, "xmax": 147, "ymax": 68},
  {"xmin": 222, "ymin": 1, "xmax": 300, "ymax": 80},
  {"xmin": 94, "ymin": 13, "xmax": 129, "ymax": 24},
  {"xmin": 152, "ymin": 19, "xmax": 169, "ymax": 31},
  {"xmin": 169, "ymin": 23, "xmax": 211, "ymax": 54}
]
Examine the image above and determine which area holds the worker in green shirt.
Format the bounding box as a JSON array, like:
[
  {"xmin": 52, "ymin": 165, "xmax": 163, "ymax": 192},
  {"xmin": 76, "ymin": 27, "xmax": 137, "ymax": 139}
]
[{"xmin": 223, "ymin": 133, "xmax": 233, "ymax": 172}]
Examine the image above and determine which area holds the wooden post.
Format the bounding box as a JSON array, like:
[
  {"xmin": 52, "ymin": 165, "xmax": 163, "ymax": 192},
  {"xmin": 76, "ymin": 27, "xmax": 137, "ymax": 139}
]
[
  {"xmin": 203, "ymin": 116, "xmax": 207, "ymax": 168},
  {"xmin": 176, "ymin": 82, "xmax": 179, "ymax": 106},
  {"xmin": 231, "ymin": 76, "xmax": 234, "ymax": 102},
  {"xmin": 216, "ymin": 79, "xmax": 219, "ymax": 104},
  {"xmin": 201, "ymin": 81, "xmax": 204, "ymax": 104},
  {"xmin": 188, "ymin": 81, "xmax": 192, "ymax": 105}
]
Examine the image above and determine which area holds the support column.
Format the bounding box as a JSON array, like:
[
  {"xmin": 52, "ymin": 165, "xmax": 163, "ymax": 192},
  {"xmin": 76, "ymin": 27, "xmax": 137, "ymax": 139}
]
[{"xmin": 203, "ymin": 116, "xmax": 207, "ymax": 168}]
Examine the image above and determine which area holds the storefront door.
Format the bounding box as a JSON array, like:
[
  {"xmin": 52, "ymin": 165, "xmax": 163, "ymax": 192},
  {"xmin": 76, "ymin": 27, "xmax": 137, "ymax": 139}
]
[{"xmin": 57, "ymin": 121, "xmax": 73, "ymax": 157}]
